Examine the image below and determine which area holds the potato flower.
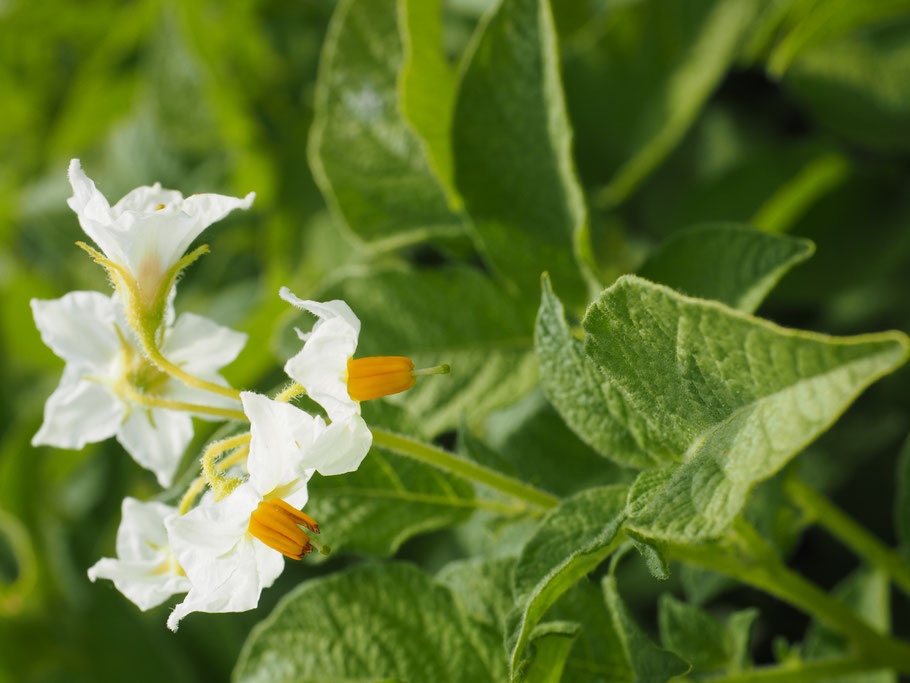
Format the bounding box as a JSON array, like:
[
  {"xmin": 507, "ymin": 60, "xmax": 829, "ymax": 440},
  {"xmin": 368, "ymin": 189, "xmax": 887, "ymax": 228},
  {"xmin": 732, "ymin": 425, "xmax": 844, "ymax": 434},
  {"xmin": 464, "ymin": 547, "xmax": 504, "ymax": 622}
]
[
  {"xmin": 165, "ymin": 392, "xmax": 329, "ymax": 631},
  {"xmin": 67, "ymin": 159, "xmax": 254, "ymax": 326},
  {"xmin": 31, "ymin": 290, "xmax": 246, "ymax": 486},
  {"xmin": 280, "ymin": 287, "xmax": 448, "ymax": 476},
  {"xmin": 87, "ymin": 498, "xmax": 190, "ymax": 610}
]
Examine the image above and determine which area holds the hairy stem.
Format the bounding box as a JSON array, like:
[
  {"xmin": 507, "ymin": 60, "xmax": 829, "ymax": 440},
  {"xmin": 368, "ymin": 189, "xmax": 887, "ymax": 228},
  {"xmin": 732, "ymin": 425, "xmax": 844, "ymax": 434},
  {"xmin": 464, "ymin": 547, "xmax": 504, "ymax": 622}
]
[
  {"xmin": 136, "ymin": 327, "xmax": 242, "ymax": 401},
  {"xmin": 201, "ymin": 433, "xmax": 251, "ymax": 499},
  {"xmin": 119, "ymin": 384, "xmax": 247, "ymax": 421},
  {"xmin": 370, "ymin": 428, "xmax": 559, "ymax": 510},
  {"xmin": 785, "ymin": 475, "xmax": 910, "ymax": 598}
]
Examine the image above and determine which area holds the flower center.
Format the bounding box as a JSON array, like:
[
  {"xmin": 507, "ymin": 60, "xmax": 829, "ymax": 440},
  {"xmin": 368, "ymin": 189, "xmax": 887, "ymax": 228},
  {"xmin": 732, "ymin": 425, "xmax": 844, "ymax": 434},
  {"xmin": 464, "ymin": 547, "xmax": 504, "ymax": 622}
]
[
  {"xmin": 346, "ymin": 356, "xmax": 416, "ymax": 402},
  {"xmin": 248, "ymin": 499, "xmax": 319, "ymax": 560}
]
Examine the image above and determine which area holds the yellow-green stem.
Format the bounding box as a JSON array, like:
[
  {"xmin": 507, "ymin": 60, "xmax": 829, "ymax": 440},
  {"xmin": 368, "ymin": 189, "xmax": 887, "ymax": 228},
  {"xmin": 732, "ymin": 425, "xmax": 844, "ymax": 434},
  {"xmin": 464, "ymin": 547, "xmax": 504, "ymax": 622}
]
[
  {"xmin": 785, "ymin": 475, "xmax": 910, "ymax": 599},
  {"xmin": 136, "ymin": 328, "xmax": 242, "ymax": 401},
  {"xmin": 274, "ymin": 382, "xmax": 306, "ymax": 402},
  {"xmin": 664, "ymin": 522, "xmax": 910, "ymax": 675},
  {"xmin": 120, "ymin": 384, "xmax": 247, "ymax": 421},
  {"xmin": 370, "ymin": 428, "xmax": 559, "ymax": 510},
  {"xmin": 178, "ymin": 476, "xmax": 207, "ymax": 515},
  {"xmin": 201, "ymin": 433, "xmax": 251, "ymax": 500}
]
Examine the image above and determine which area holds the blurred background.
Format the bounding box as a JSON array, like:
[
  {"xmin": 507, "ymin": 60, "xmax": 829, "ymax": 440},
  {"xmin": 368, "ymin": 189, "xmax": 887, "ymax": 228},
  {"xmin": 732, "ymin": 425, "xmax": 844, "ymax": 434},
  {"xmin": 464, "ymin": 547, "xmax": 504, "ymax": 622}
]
[{"xmin": 2, "ymin": 0, "xmax": 910, "ymax": 680}]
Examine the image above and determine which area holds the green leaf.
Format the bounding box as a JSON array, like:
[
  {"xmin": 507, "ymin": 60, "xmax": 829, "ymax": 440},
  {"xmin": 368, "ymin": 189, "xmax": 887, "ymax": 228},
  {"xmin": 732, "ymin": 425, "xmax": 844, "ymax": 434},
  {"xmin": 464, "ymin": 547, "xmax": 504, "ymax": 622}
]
[
  {"xmin": 399, "ymin": 0, "xmax": 458, "ymax": 198},
  {"xmin": 766, "ymin": 0, "xmax": 910, "ymax": 77},
  {"xmin": 323, "ymin": 266, "xmax": 538, "ymax": 436},
  {"xmin": 307, "ymin": 449, "xmax": 475, "ymax": 558},
  {"xmin": 588, "ymin": 0, "xmax": 759, "ymax": 207},
  {"xmin": 235, "ymin": 563, "xmax": 507, "ymax": 682},
  {"xmin": 470, "ymin": 391, "xmax": 631, "ymax": 497},
  {"xmin": 535, "ymin": 273, "xmax": 659, "ymax": 469},
  {"xmin": 515, "ymin": 622, "xmax": 579, "ymax": 683},
  {"xmin": 507, "ymin": 485, "xmax": 628, "ymax": 676},
  {"xmin": 626, "ymin": 531, "xmax": 670, "ymax": 581},
  {"xmin": 583, "ymin": 276, "xmax": 909, "ymax": 541},
  {"xmin": 637, "ymin": 223, "xmax": 815, "ymax": 313},
  {"xmin": 548, "ymin": 582, "xmax": 633, "ymax": 682},
  {"xmin": 310, "ymin": 0, "xmax": 464, "ymax": 247},
  {"xmin": 453, "ymin": 0, "xmax": 590, "ymax": 307},
  {"xmin": 602, "ymin": 576, "xmax": 691, "ymax": 682},
  {"xmin": 436, "ymin": 556, "xmax": 516, "ymax": 637},
  {"xmin": 896, "ymin": 432, "xmax": 910, "ymax": 562},
  {"xmin": 658, "ymin": 593, "xmax": 757, "ymax": 673},
  {"xmin": 783, "ymin": 17, "xmax": 910, "ymax": 153},
  {"xmin": 803, "ymin": 567, "xmax": 895, "ymax": 683}
]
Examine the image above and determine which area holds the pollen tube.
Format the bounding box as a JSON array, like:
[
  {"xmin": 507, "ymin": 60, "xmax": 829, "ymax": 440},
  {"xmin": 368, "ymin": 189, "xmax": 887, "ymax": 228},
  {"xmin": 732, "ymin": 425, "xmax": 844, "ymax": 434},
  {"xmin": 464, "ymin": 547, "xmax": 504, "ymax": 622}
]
[
  {"xmin": 346, "ymin": 356, "xmax": 416, "ymax": 402},
  {"xmin": 248, "ymin": 499, "xmax": 319, "ymax": 560}
]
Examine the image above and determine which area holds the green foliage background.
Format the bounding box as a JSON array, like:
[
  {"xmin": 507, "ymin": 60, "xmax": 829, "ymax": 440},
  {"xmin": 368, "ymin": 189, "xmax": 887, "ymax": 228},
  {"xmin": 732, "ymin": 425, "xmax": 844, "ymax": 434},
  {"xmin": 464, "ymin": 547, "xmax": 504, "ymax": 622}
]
[{"xmin": 1, "ymin": 0, "xmax": 910, "ymax": 680}]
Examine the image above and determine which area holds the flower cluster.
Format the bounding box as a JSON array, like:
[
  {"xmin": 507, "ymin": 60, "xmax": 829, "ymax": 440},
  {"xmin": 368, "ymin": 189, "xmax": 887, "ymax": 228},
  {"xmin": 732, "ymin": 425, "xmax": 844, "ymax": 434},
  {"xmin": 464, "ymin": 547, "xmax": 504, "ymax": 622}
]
[{"xmin": 33, "ymin": 162, "xmax": 448, "ymax": 630}]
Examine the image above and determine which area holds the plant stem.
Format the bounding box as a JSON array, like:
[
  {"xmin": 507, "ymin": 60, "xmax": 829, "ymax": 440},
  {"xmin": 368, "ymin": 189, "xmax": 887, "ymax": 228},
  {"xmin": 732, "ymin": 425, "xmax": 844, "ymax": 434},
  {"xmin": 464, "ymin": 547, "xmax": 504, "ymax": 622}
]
[
  {"xmin": 120, "ymin": 384, "xmax": 247, "ymax": 421},
  {"xmin": 137, "ymin": 328, "xmax": 242, "ymax": 401},
  {"xmin": 699, "ymin": 656, "xmax": 879, "ymax": 683},
  {"xmin": 370, "ymin": 428, "xmax": 560, "ymax": 510},
  {"xmin": 274, "ymin": 382, "xmax": 306, "ymax": 402},
  {"xmin": 664, "ymin": 531, "xmax": 910, "ymax": 675},
  {"xmin": 785, "ymin": 475, "xmax": 910, "ymax": 599}
]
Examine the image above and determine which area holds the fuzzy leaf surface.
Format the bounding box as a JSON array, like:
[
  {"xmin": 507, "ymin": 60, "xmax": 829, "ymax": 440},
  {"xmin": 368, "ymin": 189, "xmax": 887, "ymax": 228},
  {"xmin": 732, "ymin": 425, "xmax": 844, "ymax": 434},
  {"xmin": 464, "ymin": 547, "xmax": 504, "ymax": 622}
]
[
  {"xmin": 454, "ymin": 0, "xmax": 589, "ymax": 307},
  {"xmin": 310, "ymin": 0, "xmax": 463, "ymax": 247},
  {"xmin": 535, "ymin": 273, "xmax": 657, "ymax": 469},
  {"xmin": 507, "ymin": 485, "xmax": 628, "ymax": 676},
  {"xmin": 234, "ymin": 563, "xmax": 506, "ymax": 682},
  {"xmin": 637, "ymin": 223, "xmax": 815, "ymax": 313},
  {"xmin": 603, "ymin": 576, "xmax": 691, "ymax": 682},
  {"xmin": 583, "ymin": 276, "xmax": 909, "ymax": 541}
]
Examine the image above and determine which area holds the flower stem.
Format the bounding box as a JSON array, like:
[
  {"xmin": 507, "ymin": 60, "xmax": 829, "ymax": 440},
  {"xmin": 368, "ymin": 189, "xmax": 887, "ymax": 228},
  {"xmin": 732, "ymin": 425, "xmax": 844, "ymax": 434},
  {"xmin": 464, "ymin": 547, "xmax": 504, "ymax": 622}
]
[
  {"xmin": 274, "ymin": 382, "xmax": 306, "ymax": 402},
  {"xmin": 370, "ymin": 428, "xmax": 559, "ymax": 510},
  {"xmin": 664, "ymin": 522, "xmax": 910, "ymax": 675},
  {"xmin": 201, "ymin": 433, "xmax": 251, "ymax": 500},
  {"xmin": 136, "ymin": 327, "xmax": 242, "ymax": 401},
  {"xmin": 178, "ymin": 476, "xmax": 207, "ymax": 515},
  {"xmin": 784, "ymin": 475, "xmax": 910, "ymax": 599},
  {"xmin": 119, "ymin": 384, "xmax": 247, "ymax": 421},
  {"xmin": 697, "ymin": 655, "xmax": 879, "ymax": 683}
]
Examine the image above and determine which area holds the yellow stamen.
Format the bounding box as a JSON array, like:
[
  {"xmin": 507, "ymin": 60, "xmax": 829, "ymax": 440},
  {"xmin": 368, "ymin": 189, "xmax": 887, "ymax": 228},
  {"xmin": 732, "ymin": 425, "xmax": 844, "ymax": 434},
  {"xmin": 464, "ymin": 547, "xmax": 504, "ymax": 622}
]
[
  {"xmin": 346, "ymin": 356, "xmax": 416, "ymax": 402},
  {"xmin": 155, "ymin": 203, "xmax": 165, "ymax": 210},
  {"xmin": 247, "ymin": 499, "xmax": 318, "ymax": 560}
]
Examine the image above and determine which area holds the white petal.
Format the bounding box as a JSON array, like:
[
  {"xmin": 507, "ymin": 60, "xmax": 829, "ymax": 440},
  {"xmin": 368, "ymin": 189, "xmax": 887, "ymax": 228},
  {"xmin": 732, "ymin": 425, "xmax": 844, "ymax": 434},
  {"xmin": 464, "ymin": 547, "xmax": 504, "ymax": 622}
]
[
  {"xmin": 144, "ymin": 191, "xmax": 255, "ymax": 274},
  {"xmin": 284, "ymin": 316, "xmax": 359, "ymax": 420},
  {"xmin": 32, "ymin": 366, "xmax": 124, "ymax": 449},
  {"xmin": 88, "ymin": 557, "xmax": 190, "ymax": 611},
  {"xmin": 115, "ymin": 498, "xmax": 177, "ymax": 561},
  {"xmin": 254, "ymin": 538, "xmax": 285, "ymax": 590},
  {"xmin": 166, "ymin": 539, "xmax": 263, "ymax": 631},
  {"xmin": 67, "ymin": 159, "xmax": 128, "ymax": 264},
  {"xmin": 116, "ymin": 408, "xmax": 193, "ymax": 487},
  {"xmin": 307, "ymin": 413, "xmax": 373, "ymax": 476},
  {"xmin": 31, "ymin": 291, "xmax": 120, "ymax": 367},
  {"xmin": 162, "ymin": 312, "xmax": 247, "ymax": 374},
  {"xmin": 111, "ymin": 183, "xmax": 183, "ymax": 215},
  {"xmin": 167, "ymin": 484, "xmax": 259, "ymax": 583},
  {"xmin": 278, "ymin": 288, "xmax": 361, "ymax": 334},
  {"xmin": 241, "ymin": 392, "xmax": 321, "ymax": 498}
]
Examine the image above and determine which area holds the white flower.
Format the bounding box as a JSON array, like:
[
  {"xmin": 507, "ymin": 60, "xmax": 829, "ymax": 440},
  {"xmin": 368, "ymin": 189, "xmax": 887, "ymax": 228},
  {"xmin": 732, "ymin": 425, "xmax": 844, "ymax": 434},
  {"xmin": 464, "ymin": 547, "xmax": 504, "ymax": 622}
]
[
  {"xmin": 279, "ymin": 287, "xmax": 373, "ymax": 475},
  {"xmin": 67, "ymin": 158, "xmax": 254, "ymax": 306},
  {"xmin": 87, "ymin": 497, "xmax": 190, "ymax": 610},
  {"xmin": 165, "ymin": 392, "xmax": 324, "ymax": 631},
  {"xmin": 31, "ymin": 290, "xmax": 246, "ymax": 486}
]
